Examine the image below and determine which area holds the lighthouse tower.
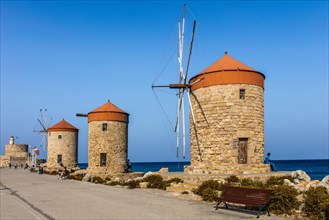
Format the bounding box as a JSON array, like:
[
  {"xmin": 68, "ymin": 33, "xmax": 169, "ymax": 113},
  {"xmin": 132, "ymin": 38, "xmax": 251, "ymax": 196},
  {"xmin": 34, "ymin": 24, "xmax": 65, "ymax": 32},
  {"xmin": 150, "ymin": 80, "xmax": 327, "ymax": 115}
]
[
  {"xmin": 87, "ymin": 100, "xmax": 129, "ymax": 175},
  {"xmin": 186, "ymin": 52, "xmax": 270, "ymax": 174},
  {"xmin": 47, "ymin": 119, "xmax": 78, "ymax": 168}
]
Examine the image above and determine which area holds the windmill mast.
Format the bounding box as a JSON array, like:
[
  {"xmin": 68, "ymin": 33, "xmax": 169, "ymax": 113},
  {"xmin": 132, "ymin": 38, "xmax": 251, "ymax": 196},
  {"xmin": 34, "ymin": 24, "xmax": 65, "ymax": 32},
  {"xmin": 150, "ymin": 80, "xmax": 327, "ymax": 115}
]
[
  {"xmin": 33, "ymin": 109, "xmax": 52, "ymax": 153},
  {"xmin": 176, "ymin": 4, "xmax": 186, "ymax": 158},
  {"xmin": 152, "ymin": 4, "xmax": 197, "ymax": 159}
]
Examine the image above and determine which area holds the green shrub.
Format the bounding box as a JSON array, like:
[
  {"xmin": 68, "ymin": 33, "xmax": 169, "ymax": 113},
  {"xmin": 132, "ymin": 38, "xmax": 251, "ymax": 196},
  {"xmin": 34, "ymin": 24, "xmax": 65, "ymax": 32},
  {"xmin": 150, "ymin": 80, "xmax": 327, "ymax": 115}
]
[
  {"xmin": 240, "ymin": 178, "xmax": 264, "ymax": 188},
  {"xmin": 303, "ymin": 187, "xmax": 329, "ymax": 220},
  {"xmin": 225, "ymin": 175, "xmax": 239, "ymax": 184},
  {"xmin": 143, "ymin": 174, "xmax": 167, "ymax": 190},
  {"xmin": 143, "ymin": 174, "xmax": 163, "ymax": 182},
  {"xmin": 266, "ymin": 175, "xmax": 294, "ymax": 188},
  {"xmin": 166, "ymin": 177, "xmax": 183, "ymax": 184},
  {"xmin": 126, "ymin": 180, "xmax": 140, "ymax": 189},
  {"xmin": 92, "ymin": 176, "xmax": 106, "ymax": 184},
  {"xmin": 268, "ymin": 185, "xmax": 300, "ymax": 215},
  {"xmin": 106, "ymin": 181, "xmax": 123, "ymax": 186},
  {"xmin": 193, "ymin": 180, "xmax": 223, "ymax": 201},
  {"xmin": 324, "ymin": 205, "xmax": 329, "ymax": 220},
  {"xmin": 68, "ymin": 173, "xmax": 85, "ymax": 181},
  {"xmin": 202, "ymin": 188, "xmax": 219, "ymax": 201}
]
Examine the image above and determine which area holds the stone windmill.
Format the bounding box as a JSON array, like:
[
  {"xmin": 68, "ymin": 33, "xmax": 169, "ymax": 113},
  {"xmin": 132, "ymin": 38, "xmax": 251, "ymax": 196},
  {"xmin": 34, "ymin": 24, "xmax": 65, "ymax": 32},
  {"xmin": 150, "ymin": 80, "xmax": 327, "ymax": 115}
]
[
  {"xmin": 47, "ymin": 119, "xmax": 78, "ymax": 168},
  {"xmin": 152, "ymin": 5, "xmax": 270, "ymax": 175},
  {"xmin": 77, "ymin": 100, "xmax": 129, "ymax": 175},
  {"xmin": 185, "ymin": 52, "xmax": 270, "ymax": 174}
]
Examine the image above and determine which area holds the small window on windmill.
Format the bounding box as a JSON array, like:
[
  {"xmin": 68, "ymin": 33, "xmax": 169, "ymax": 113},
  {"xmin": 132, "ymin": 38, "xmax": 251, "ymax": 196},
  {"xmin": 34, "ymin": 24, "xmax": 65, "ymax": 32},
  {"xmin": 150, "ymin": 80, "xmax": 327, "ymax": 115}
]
[
  {"xmin": 57, "ymin": 155, "xmax": 62, "ymax": 163},
  {"xmin": 102, "ymin": 123, "xmax": 108, "ymax": 131},
  {"xmin": 58, "ymin": 135, "xmax": 62, "ymax": 139},
  {"xmin": 240, "ymin": 89, "xmax": 245, "ymax": 100},
  {"xmin": 100, "ymin": 153, "xmax": 107, "ymax": 166}
]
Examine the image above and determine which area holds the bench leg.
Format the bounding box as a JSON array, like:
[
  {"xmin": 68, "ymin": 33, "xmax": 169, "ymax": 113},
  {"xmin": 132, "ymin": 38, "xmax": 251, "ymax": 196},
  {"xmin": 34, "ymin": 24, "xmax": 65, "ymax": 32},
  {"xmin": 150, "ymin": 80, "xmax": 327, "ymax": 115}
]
[
  {"xmin": 256, "ymin": 211, "xmax": 260, "ymax": 218},
  {"xmin": 215, "ymin": 201, "xmax": 221, "ymax": 210},
  {"xmin": 267, "ymin": 206, "xmax": 271, "ymax": 217},
  {"xmin": 257, "ymin": 206, "xmax": 264, "ymax": 218},
  {"xmin": 257, "ymin": 205, "xmax": 270, "ymax": 218},
  {"xmin": 215, "ymin": 201, "xmax": 228, "ymax": 210}
]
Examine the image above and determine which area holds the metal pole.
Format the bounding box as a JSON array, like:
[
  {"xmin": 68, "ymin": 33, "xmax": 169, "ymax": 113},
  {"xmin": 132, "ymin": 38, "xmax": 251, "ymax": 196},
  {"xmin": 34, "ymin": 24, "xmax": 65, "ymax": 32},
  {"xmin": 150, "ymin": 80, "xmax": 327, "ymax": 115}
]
[
  {"xmin": 176, "ymin": 94, "xmax": 181, "ymax": 158},
  {"xmin": 182, "ymin": 92, "xmax": 186, "ymax": 159}
]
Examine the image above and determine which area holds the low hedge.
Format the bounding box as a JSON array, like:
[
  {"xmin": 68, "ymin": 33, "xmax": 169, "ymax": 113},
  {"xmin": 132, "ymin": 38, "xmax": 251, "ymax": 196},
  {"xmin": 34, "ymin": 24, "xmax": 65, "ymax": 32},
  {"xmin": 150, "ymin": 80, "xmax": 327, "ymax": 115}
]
[{"xmin": 303, "ymin": 187, "xmax": 329, "ymax": 220}]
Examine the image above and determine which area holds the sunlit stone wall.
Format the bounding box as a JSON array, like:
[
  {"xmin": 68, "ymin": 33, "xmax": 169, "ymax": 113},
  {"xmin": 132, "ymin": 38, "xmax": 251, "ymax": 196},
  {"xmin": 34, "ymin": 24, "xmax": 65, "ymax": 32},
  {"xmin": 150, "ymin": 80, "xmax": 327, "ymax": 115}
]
[
  {"xmin": 186, "ymin": 84, "xmax": 270, "ymax": 174},
  {"xmin": 88, "ymin": 120, "xmax": 128, "ymax": 175}
]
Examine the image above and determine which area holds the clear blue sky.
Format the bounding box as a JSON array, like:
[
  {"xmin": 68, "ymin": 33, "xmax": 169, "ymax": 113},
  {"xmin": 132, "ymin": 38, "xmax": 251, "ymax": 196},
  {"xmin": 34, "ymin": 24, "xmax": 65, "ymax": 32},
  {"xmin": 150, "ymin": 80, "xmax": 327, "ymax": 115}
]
[{"xmin": 1, "ymin": 1, "xmax": 328, "ymax": 163}]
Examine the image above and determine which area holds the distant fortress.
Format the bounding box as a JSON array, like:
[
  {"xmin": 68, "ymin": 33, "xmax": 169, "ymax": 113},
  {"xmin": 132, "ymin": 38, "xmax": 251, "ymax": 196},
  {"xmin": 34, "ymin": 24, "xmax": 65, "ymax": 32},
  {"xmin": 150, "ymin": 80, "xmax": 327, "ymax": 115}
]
[
  {"xmin": 0, "ymin": 136, "xmax": 29, "ymax": 167},
  {"xmin": 1, "ymin": 52, "xmax": 270, "ymax": 175}
]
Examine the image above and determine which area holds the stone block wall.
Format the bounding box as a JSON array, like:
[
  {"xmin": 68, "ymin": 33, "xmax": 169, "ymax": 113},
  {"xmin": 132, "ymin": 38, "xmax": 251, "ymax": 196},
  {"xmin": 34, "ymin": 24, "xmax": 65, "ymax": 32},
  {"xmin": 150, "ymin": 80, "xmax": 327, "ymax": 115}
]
[
  {"xmin": 187, "ymin": 84, "xmax": 270, "ymax": 174},
  {"xmin": 47, "ymin": 131, "xmax": 78, "ymax": 168},
  {"xmin": 88, "ymin": 120, "xmax": 128, "ymax": 175},
  {"xmin": 0, "ymin": 156, "xmax": 10, "ymax": 168},
  {"xmin": 5, "ymin": 144, "xmax": 28, "ymax": 158}
]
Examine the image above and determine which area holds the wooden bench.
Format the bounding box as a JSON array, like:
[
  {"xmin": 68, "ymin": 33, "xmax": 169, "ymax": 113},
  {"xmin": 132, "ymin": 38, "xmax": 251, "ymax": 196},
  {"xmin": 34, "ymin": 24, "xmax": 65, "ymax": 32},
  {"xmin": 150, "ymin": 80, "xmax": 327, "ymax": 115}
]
[{"xmin": 214, "ymin": 185, "xmax": 273, "ymax": 218}]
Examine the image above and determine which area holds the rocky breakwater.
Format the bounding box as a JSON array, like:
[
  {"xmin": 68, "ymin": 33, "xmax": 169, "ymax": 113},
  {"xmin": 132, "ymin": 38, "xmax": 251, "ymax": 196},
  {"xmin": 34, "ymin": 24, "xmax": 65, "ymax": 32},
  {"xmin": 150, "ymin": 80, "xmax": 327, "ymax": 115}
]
[{"xmin": 283, "ymin": 170, "xmax": 329, "ymax": 193}]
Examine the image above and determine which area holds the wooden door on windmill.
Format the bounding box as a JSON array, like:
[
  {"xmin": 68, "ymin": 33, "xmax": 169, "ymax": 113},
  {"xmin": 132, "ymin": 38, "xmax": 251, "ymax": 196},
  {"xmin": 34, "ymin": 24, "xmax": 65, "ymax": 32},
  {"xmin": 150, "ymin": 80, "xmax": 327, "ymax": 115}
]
[{"xmin": 238, "ymin": 138, "xmax": 248, "ymax": 164}]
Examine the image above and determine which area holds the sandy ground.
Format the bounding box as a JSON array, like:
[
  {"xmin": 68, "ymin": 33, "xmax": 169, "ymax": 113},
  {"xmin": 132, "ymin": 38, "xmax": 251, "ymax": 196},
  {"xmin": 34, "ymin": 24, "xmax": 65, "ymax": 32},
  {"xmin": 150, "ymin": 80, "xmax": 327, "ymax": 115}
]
[{"xmin": 0, "ymin": 168, "xmax": 288, "ymax": 220}]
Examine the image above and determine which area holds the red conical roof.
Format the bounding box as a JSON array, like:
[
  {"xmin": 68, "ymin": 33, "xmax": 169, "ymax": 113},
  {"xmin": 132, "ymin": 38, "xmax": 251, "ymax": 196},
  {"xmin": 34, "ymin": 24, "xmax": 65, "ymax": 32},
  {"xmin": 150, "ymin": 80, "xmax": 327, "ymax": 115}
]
[
  {"xmin": 189, "ymin": 52, "xmax": 265, "ymax": 91},
  {"xmin": 88, "ymin": 100, "xmax": 129, "ymax": 123},
  {"xmin": 89, "ymin": 100, "xmax": 127, "ymax": 114},
  {"xmin": 48, "ymin": 119, "xmax": 78, "ymax": 132},
  {"xmin": 201, "ymin": 51, "xmax": 256, "ymax": 73}
]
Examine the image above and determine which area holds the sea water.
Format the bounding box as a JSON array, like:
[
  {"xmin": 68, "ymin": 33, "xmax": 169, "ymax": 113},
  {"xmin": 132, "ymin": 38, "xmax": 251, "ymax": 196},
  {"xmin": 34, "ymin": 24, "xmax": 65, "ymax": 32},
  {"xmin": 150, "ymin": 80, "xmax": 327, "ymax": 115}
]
[
  {"xmin": 78, "ymin": 159, "xmax": 329, "ymax": 180},
  {"xmin": 273, "ymin": 159, "xmax": 329, "ymax": 181}
]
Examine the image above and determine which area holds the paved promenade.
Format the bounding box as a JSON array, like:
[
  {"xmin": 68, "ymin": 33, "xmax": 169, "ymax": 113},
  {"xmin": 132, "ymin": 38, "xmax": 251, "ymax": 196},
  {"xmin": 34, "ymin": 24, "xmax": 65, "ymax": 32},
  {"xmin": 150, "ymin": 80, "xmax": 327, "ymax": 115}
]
[{"xmin": 0, "ymin": 168, "xmax": 288, "ymax": 219}]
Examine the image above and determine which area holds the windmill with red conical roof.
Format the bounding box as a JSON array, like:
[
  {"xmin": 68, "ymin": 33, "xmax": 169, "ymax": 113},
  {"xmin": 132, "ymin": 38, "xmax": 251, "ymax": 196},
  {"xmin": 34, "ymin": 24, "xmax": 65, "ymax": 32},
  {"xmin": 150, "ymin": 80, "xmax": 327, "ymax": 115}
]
[
  {"xmin": 185, "ymin": 51, "xmax": 269, "ymax": 174},
  {"xmin": 47, "ymin": 119, "xmax": 78, "ymax": 168},
  {"xmin": 77, "ymin": 100, "xmax": 129, "ymax": 175}
]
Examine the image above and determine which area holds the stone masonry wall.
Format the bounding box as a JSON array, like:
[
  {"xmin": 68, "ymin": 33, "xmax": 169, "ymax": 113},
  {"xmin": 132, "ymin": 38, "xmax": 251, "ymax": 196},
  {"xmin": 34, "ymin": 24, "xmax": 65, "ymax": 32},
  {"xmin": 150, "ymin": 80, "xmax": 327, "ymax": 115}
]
[
  {"xmin": 187, "ymin": 84, "xmax": 270, "ymax": 174},
  {"xmin": 88, "ymin": 120, "xmax": 128, "ymax": 175},
  {"xmin": 5, "ymin": 144, "xmax": 28, "ymax": 158},
  {"xmin": 0, "ymin": 156, "xmax": 10, "ymax": 168},
  {"xmin": 47, "ymin": 131, "xmax": 78, "ymax": 168}
]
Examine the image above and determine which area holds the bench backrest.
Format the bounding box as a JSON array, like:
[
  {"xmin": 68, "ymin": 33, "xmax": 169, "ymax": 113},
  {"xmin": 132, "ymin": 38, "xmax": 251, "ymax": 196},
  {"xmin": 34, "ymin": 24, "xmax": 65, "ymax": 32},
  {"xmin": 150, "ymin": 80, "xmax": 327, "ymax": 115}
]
[{"xmin": 221, "ymin": 186, "xmax": 273, "ymax": 206}]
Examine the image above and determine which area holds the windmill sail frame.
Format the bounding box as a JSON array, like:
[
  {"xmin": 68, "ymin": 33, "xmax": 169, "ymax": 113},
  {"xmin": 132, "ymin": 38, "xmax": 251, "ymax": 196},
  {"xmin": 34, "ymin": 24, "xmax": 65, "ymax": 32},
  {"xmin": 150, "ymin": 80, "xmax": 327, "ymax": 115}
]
[
  {"xmin": 152, "ymin": 4, "xmax": 198, "ymax": 159},
  {"xmin": 33, "ymin": 109, "xmax": 52, "ymax": 154}
]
